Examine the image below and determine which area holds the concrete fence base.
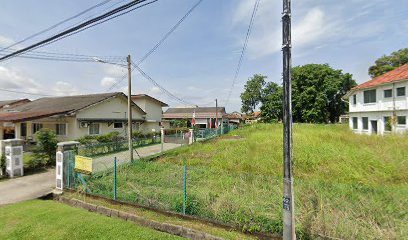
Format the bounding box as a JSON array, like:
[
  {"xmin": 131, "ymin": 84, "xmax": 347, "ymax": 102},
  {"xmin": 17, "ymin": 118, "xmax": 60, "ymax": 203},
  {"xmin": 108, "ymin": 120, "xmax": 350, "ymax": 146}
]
[{"xmin": 57, "ymin": 196, "xmax": 222, "ymax": 240}]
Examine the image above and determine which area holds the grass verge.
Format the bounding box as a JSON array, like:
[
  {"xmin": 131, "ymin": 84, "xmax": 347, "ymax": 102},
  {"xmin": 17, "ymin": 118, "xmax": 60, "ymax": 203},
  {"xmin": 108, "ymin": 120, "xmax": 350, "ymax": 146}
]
[
  {"xmin": 0, "ymin": 200, "xmax": 183, "ymax": 240},
  {"xmin": 80, "ymin": 124, "xmax": 407, "ymax": 239}
]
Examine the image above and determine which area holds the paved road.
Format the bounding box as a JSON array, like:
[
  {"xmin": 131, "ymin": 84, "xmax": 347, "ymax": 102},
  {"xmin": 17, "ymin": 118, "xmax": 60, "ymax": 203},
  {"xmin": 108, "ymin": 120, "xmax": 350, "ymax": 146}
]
[
  {"xmin": 93, "ymin": 143, "xmax": 182, "ymax": 172},
  {"xmin": 0, "ymin": 169, "xmax": 55, "ymax": 206},
  {"xmin": 0, "ymin": 143, "xmax": 183, "ymax": 205}
]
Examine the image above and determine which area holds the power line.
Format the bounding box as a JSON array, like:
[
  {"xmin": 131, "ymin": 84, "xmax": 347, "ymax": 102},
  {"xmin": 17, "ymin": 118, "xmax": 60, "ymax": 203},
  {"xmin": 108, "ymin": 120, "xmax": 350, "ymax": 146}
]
[
  {"xmin": 0, "ymin": 0, "xmax": 159, "ymax": 62},
  {"xmin": 0, "ymin": 0, "xmax": 115, "ymax": 52},
  {"xmin": 224, "ymin": 0, "xmax": 260, "ymax": 107},
  {"xmin": 105, "ymin": 0, "xmax": 204, "ymax": 91},
  {"xmin": 132, "ymin": 62, "xmax": 197, "ymax": 106},
  {"xmin": 0, "ymin": 88, "xmax": 54, "ymax": 97}
]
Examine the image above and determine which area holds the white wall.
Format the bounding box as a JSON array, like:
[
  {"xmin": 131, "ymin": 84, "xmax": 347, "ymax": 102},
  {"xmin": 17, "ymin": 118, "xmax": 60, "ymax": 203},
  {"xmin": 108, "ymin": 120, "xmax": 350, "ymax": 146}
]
[
  {"xmin": 76, "ymin": 96, "xmax": 145, "ymax": 121},
  {"xmin": 132, "ymin": 98, "xmax": 163, "ymax": 122},
  {"xmin": 349, "ymin": 81, "xmax": 408, "ymax": 113},
  {"xmin": 349, "ymin": 110, "xmax": 408, "ymax": 135}
]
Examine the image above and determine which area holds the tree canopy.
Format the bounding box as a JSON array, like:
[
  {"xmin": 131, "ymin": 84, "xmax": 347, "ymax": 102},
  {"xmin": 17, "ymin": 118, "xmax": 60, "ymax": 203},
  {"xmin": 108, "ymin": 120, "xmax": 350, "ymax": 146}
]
[
  {"xmin": 240, "ymin": 74, "xmax": 266, "ymax": 113},
  {"xmin": 368, "ymin": 48, "xmax": 408, "ymax": 78},
  {"xmin": 241, "ymin": 64, "xmax": 356, "ymax": 123}
]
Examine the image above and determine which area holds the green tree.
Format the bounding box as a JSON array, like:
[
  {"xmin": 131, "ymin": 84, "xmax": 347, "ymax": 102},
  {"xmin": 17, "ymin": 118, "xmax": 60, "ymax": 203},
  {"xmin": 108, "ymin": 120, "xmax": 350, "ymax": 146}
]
[
  {"xmin": 32, "ymin": 128, "xmax": 58, "ymax": 166},
  {"xmin": 240, "ymin": 74, "xmax": 267, "ymax": 113},
  {"xmin": 292, "ymin": 64, "xmax": 356, "ymax": 123},
  {"xmin": 260, "ymin": 82, "xmax": 283, "ymax": 122},
  {"xmin": 368, "ymin": 48, "xmax": 408, "ymax": 78}
]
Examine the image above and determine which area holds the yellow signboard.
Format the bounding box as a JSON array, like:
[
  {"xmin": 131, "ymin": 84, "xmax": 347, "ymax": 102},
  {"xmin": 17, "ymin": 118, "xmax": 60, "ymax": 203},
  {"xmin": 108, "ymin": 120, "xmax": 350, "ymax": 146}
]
[{"xmin": 75, "ymin": 155, "xmax": 93, "ymax": 173}]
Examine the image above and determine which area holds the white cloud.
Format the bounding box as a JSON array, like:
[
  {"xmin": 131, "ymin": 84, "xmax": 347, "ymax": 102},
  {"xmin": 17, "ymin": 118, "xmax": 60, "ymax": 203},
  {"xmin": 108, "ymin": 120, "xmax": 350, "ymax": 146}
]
[
  {"xmin": 100, "ymin": 77, "xmax": 117, "ymax": 88},
  {"xmin": 52, "ymin": 81, "xmax": 79, "ymax": 96},
  {"xmin": 0, "ymin": 35, "xmax": 15, "ymax": 47},
  {"xmin": 0, "ymin": 66, "xmax": 40, "ymax": 90},
  {"xmin": 150, "ymin": 86, "xmax": 161, "ymax": 94},
  {"xmin": 232, "ymin": 0, "xmax": 389, "ymax": 59}
]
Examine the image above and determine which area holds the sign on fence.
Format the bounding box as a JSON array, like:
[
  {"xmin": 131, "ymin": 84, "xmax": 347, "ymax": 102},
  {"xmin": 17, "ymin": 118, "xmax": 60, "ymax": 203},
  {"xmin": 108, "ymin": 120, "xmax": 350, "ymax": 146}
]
[{"xmin": 75, "ymin": 155, "xmax": 93, "ymax": 173}]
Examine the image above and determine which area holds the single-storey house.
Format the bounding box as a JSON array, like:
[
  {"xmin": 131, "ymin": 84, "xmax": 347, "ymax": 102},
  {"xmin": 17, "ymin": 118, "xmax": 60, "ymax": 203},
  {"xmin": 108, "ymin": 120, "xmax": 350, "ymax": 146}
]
[
  {"xmin": 162, "ymin": 107, "xmax": 226, "ymax": 129},
  {"xmin": 225, "ymin": 111, "xmax": 244, "ymax": 126},
  {"xmin": 0, "ymin": 99, "xmax": 31, "ymax": 112},
  {"xmin": 244, "ymin": 111, "xmax": 261, "ymax": 124},
  {"xmin": 0, "ymin": 92, "xmax": 166, "ymax": 141},
  {"xmin": 131, "ymin": 94, "xmax": 168, "ymax": 133},
  {"xmin": 344, "ymin": 64, "xmax": 408, "ymax": 135}
]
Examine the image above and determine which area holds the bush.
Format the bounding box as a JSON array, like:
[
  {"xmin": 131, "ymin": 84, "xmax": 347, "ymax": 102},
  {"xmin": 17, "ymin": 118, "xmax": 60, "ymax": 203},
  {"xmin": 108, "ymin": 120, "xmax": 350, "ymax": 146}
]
[
  {"xmin": 0, "ymin": 153, "xmax": 6, "ymax": 176},
  {"xmin": 32, "ymin": 128, "xmax": 58, "ymax": 166},
  {"xmin": 96, "ymin": 131, "xmax": 124, "ymax": 143},
  {"xmin": 76, "ymin": 135, "xmax": 98, "ymax": 145}
]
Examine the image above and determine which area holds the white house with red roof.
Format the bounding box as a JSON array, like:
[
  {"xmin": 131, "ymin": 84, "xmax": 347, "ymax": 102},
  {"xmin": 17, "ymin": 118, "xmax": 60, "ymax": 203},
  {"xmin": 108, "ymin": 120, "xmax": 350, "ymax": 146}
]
[{"xmin": 344, "ymin": 64, "xmax": 408, "ymax": 135}]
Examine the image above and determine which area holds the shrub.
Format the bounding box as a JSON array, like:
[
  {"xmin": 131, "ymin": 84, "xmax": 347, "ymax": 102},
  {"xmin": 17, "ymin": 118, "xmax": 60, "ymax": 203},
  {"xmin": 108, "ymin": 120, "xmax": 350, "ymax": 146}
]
[
  {"xmin": 76, "ymin": 135, "xmax": 98, "ymax": 145},
  {"xmin": 0, "ymin": 153, "xmax": 6, "ymax": 176},
  {"xmin": 96, "ymin": 131, "xmax": 124, "ymax": 143},
  {"xmin": 32, "ymin": 128, "xmax": 58, "ymax": 166}
]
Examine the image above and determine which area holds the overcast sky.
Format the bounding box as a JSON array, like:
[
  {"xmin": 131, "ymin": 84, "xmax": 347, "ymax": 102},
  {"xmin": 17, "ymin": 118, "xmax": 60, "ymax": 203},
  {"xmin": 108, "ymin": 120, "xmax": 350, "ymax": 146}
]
[{"xmin": 0, "ymin": 0, "xmax": 407, "ymax": 112}]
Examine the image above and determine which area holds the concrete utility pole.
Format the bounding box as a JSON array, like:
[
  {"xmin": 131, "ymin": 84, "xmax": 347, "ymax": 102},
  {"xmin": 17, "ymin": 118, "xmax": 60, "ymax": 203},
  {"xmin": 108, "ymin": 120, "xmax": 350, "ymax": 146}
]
[
  {"xmin": 127, "ymin": 54, "xmax": 134, "ymax": 162},
  {"xmin": 282, "ymin": 0, "xmax": 295, "ymax": 239}
]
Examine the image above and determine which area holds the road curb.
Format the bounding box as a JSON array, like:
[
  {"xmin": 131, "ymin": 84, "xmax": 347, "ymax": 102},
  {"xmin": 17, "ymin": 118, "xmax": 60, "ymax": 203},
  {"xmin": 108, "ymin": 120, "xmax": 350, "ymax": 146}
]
[{"xmin": 57, "ymin": 196, "xmax": 223, "ymax": 240}]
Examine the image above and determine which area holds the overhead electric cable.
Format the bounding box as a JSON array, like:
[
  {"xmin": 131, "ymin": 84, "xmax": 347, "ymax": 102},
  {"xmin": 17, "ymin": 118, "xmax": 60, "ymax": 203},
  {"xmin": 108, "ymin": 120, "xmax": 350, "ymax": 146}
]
[
  {"xmin": 224, "ymin": 0, "xmax": 260, "ymax": 107},
  {"xmin": 0, "ymin": 0, "xmax": 158, "ymax": 62},
  {"xmin": 0, "ymin": 0, "xmax": 114, "ymax": 52},
  {"xmin": 105, "ymin": 0, "xmax": 204, "ymax": 91},
  {"xmin": 0, "ymin": 88, "xmax": 54, "ymax": 97},
  {"xmin": 132, "ymin": 62, "xmax": 197, "ymax": 106}
]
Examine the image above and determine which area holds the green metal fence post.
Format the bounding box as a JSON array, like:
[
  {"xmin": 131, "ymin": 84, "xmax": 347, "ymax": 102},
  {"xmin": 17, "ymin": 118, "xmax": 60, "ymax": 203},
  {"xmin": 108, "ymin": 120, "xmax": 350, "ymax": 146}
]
[
  {"xmin": 183, "ymin": 160, "xmax": 187, "ymax": 215},
  {"xmin": 114, "ymin": 157, "xmax": 117, "ymax": 200}
]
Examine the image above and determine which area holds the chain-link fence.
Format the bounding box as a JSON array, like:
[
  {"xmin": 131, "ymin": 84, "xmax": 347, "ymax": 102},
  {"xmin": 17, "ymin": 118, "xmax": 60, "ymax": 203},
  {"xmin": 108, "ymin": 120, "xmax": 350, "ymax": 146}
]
[
  {"xmin": 63, "ymin": 126, "xmax": 406, "ymax": 239},
  {"xmin": 66, "ymin": 156, "xmax": 406, "ymax": 239}
]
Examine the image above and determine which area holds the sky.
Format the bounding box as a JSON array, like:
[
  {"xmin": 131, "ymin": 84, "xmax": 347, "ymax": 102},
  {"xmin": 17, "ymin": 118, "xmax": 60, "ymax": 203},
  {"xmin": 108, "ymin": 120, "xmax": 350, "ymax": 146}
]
[{"xmin": 0, "ymin": 0, "xmax": 407, "ymax": 112}]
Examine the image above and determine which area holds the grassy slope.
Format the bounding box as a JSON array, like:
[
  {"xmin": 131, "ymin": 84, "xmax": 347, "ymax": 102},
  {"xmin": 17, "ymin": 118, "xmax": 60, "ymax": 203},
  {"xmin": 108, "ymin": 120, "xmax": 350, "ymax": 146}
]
[
  {"xmin": 87, "ymin": 124, "xmax": 407, "ymax": 239},
  {"xmin": 161, "ymin": 124, "xmax": 407, "ymax": 184},
  {"xmin": 0, "ymin": 200, "xmax": 183, "ymax": 240}
]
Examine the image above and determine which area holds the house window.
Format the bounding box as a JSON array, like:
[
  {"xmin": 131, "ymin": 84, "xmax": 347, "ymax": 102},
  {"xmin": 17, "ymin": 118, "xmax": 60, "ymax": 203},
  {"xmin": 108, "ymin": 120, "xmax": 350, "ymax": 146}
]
[
  {"xmin": 133, "ymin": 122, "xmax": 140, "ymax": 131},
  {"xmin": 384, "ymin": 117, "xmax": 392, "ymax": 131},
  {"xmin": 32, "ymin": 123, "xmax": 43, "ymax": 134},
  {"xmin": 397, "ymin": 87, "xmax": 406, "ymax": 97},
  {"xmin": 363, "ymin": 89, "xmax": 376, "ymax": 103},
  {"xmin": 397, "ymin": 116, "xmax": 406, "ymax": 125},
  {"xmin": 352, "ymin": 117, "xmax": 358, "ymax": 129},
  {"xmin": 56, "ymin": 123, "xmax": 67, "ymax": 136},
  {"xmin": 384, "ymin": 89, "xmax": 392, "ymax": 98},
  {"xmin": 89, "ymin": 123, "xmax": 100, "ymax": 135},
  {"xmin": 352, "ymin": 95, "xmax": 357, "ymax": 105},
  {"xmin": 113, "ymin": 122, "xmax": 123, "ymax": 129},
  {"xmin": 362, "ymin": 117, "xmax": 368, "ymax": 130}
]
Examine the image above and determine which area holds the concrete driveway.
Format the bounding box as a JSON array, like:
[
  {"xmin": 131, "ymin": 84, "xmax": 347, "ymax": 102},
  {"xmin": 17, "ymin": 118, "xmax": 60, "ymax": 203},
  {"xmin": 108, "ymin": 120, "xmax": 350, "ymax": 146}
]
[{"xmin": 0, "ymin": 169, "xmax": 55, "ymax": 206}]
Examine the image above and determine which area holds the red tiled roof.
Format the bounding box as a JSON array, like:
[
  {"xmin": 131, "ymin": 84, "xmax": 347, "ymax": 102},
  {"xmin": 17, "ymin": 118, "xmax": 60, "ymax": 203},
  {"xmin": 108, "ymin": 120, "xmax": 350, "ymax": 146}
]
[
  {"xmin": 0, "ymin": 111, "xmax": 68, "ymax": 122},
  {"xmin": 353, "ymin": 64, "xmax": 408, "ymax": 90}
]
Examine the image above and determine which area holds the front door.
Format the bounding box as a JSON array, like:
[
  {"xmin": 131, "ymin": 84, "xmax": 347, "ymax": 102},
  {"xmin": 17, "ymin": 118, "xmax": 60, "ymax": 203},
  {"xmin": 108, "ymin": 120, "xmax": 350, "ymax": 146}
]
[{"xmin": 371, "ymin": 120, "xmax": 378, "ymax": 135}]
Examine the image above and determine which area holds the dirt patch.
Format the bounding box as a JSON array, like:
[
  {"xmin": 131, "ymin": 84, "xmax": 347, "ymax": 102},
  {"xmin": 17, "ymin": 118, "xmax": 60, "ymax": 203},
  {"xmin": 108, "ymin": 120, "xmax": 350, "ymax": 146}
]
[{"xmin": 220, "ymin": 135, "xmax": 243, "ymax": 141}]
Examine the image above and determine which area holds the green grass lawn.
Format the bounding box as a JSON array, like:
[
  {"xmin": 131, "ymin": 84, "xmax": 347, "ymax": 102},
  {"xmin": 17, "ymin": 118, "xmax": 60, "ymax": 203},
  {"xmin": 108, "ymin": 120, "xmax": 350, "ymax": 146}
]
[
  {"xmin": 0, "ymin": 200, "xmax": 183, "ymax": 240},
  {"xmin": 84, "ymin": 124, "xmax": 408, "ymax": 239}
]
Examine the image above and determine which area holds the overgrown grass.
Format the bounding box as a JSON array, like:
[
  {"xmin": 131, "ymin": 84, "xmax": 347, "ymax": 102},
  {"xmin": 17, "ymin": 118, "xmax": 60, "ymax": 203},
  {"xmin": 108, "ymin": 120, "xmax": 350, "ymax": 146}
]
[
  {"xmin": 0, "ymin": 200, "xmax": 183, "ymax": 240},
  {"xmin": 84, "ymin": 124, "xmax": 408, "ymax": 239}
]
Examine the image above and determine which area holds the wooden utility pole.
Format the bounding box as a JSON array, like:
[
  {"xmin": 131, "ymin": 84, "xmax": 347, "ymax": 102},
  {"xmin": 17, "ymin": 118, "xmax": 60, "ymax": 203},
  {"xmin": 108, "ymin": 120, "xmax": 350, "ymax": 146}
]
[
  {"xmin": 127, "ymin": 54, "xmax": 134, "ymax": 162},
  {"xmin": 282, "ymin": 0, "xmax": 295, "ymax": 239}
]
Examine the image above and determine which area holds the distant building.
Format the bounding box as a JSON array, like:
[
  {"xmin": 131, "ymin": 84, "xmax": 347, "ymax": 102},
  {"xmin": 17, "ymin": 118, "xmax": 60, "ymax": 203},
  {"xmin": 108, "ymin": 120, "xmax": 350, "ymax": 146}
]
[
  {"xmin": 131, "ymin": 94, "xmax": 168, "ymax": 133},
  {"xmin": 344, "ymin": 64, "xmax": 408, "ymax": 135},
  {"xmin": 244, "ymin": 111, "xmax": 261, "ymax": 124},
  {"xmin": 162, "ymin": 107, "xmax": 226, "ymax": 129},
  {"xmin": 0, "ymin": 92, "xmax": 167, "ymax": 141},
  {"xmin": 0, "ymin": 99, "xmax": 30, "ymax": 112},
  {"xmin": 225, "ymin": 111, "xmax": 243, "ymax": 125}
]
